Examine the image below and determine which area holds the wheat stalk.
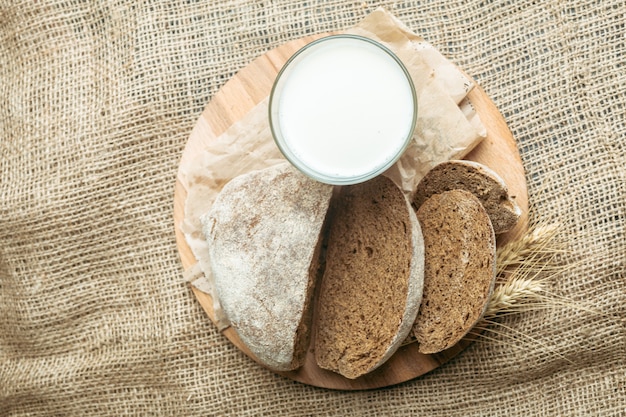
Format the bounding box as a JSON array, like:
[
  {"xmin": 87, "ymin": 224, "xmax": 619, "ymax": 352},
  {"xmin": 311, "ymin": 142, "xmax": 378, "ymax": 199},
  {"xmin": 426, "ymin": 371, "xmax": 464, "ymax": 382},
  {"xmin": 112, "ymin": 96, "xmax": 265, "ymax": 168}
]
[
  {"xmin": 495, "ymin": 223, "xmax": 561, "ymax": 277},
  {"xmin": 485, "ymin": 222, "xmax": 562, "ymax": 317}
]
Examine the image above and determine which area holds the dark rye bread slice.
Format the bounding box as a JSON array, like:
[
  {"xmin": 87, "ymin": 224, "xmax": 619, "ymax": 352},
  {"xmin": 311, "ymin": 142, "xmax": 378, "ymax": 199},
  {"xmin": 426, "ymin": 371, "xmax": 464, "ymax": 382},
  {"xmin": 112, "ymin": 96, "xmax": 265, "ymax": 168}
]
[
  {"xmin": 412, "ymin": 189, "xmax": 496, "ymax": 354},
  {"xmin": 414, "ymin": 160, "xmax": 521, "ymax": 234},
  {"xmin": 315, "ymin": 175, "xmax": 425, "ymax": 379},
  {"xmin": 201, "ymin": 162, "xmax": 333, "ymax": 371}
]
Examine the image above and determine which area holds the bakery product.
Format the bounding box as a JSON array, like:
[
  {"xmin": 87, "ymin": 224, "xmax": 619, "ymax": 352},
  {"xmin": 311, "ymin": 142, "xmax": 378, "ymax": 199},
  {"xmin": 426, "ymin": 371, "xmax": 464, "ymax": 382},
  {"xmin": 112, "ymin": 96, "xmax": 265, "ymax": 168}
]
[
  {"xmin": 412, "ymin": 189, "xmax": 496, "ymax": 354},
  {"xmin": 315, "ymin": 175, "xmax": 425, "ymax": 379},
  {"xmin": 412, "ymin": 190, "xmax": 496, "ymax": 354},
  {"xmin": 201, "ymin": 162, "xmax": 333, "ymax": 371},
  {"xmin": 413, "ymin": 160, "xmax": 521, "ymax": 234}
]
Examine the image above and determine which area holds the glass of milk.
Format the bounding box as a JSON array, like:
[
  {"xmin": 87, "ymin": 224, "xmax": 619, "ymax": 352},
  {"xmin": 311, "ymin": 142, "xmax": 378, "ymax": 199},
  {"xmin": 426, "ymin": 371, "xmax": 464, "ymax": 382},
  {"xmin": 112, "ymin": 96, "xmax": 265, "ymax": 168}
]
[{"xmin": 269, "ymin": 35, "xmax": 417, "ymax": 185}]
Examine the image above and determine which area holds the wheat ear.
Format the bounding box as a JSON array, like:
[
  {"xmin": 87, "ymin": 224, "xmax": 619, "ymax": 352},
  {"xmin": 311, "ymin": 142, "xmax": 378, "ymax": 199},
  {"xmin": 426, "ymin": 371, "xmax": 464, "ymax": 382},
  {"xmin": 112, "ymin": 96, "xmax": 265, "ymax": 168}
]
[
  {"xmin": 496, "ymin": 223, "xmax": 561, "ymax": 277},
  {"xmin": 483, "ymin": 276, "xmax": 545, "ymax": 318}
]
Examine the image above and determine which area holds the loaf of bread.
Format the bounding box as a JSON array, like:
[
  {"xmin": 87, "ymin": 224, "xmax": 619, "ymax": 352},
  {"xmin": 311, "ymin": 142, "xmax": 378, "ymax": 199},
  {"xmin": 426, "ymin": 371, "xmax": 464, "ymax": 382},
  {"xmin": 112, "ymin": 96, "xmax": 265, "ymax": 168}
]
[
  {"xmin": 202, "ymin": 159, "xmax": 502, "ymax": 374},
  {"xmin": 414, "ymin": 160, "xmax": 521, "ymax": 234},
  {"xmin": 201, "ymin": 162, "xmax": 333, "ymax": 371},
  {"xmin": 412, "ymin": 189, "xmax": 496, "ymax": 354},
  {"xmin": 315, "ymin": 175, "xmax": 425, "ymax": 379}
]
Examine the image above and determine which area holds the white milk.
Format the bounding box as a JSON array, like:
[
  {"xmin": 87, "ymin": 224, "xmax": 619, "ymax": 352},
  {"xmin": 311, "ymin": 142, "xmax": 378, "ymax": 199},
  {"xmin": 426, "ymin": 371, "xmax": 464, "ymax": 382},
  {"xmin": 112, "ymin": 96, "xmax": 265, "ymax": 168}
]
[{"xmin": 270, "ymin": 35, "xmax": 416, "ymax": 184}]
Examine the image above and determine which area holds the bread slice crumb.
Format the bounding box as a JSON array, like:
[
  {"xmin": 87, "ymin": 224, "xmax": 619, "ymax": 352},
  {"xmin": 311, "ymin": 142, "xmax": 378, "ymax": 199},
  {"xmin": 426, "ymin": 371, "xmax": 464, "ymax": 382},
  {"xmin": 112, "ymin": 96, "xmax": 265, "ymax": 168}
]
[
  {"xmin": 414, "ymin": 160, "xmax": 521, "ymax": 234},
  {"xmin": 315, "ymin": 175, "xmax": 424, "ymax": 379},
  {"xmin": 412, "ymin": 189, "xmax": 496, "ymax": 354}
]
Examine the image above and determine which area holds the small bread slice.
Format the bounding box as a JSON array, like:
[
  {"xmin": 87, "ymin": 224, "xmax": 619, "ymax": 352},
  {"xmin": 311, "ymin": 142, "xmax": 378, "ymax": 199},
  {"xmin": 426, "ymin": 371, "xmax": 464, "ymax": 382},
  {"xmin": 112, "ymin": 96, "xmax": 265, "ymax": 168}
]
[
  {"xmin": 201, "ymin": 162, "xmax": 333, "ymax": 371},
  {"xmin": 414, "ymin": 160, "xmax": 521, "ymax": 234},
  {"xmin": 315, "ymin": 175, "xmax": 425, "ymax": 379},
  {"xmin": 412, "ymin": 189, "xmax": 496, "ymax": 354}
]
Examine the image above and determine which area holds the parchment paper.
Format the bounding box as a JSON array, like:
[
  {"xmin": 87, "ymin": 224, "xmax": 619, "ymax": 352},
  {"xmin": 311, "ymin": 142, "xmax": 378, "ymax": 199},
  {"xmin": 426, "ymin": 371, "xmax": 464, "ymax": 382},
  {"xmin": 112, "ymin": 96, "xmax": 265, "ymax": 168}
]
[{"xmin": 180, "ymin": 8, "xmax": 487, "ymax": 308}]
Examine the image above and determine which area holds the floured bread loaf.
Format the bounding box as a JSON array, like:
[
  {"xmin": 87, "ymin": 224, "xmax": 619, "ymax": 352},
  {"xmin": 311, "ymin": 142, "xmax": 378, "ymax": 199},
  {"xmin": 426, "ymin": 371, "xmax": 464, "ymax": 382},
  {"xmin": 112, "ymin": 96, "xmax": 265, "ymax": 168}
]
[
  {"xmin": 315, "ymin": 175, "xmax": 425, "ymax": 379},
  {"xmin": 414, "ymin": 160, "xmax": 521, "ymax": 234},
  {"xmin": 412, "ymin": 189, "xmax": 496, "ymax": 354},
  {"xmin": 201, "ymin": 162, "xmax": 333, "ymax": 371}
]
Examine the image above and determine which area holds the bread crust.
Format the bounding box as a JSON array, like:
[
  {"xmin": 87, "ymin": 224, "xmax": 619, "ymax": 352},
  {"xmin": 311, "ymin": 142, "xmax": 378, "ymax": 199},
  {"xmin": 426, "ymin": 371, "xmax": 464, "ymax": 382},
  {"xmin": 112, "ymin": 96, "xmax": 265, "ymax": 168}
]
[{"xmin": 202, "ymin": 163, "xmax": 333, "ymax": 371}]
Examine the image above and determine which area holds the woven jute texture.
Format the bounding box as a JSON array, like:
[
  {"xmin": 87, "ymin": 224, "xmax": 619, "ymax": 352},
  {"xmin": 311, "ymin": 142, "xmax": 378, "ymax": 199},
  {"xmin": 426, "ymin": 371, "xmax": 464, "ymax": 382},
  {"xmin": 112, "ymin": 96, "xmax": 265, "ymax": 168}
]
[{"xmin": 1, "ymin": 1, "xmax": 624, "ymax": 415}]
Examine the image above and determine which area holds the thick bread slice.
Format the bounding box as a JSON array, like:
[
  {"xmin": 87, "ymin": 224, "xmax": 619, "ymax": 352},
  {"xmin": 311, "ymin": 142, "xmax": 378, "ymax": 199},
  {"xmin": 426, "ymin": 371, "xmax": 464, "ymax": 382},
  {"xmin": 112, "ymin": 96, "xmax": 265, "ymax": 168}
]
[
  {"xmin": 414, "ymin": 160, "xmax": 521, "ymax": 234},
  {"xmin": 315, "ymin": 175, "xmax": 424, "ymax": 379},
  {"xmin": 201, "ymin": 162, "xmax": 333, "ymax": 371},
  {"xmin": 412, "ymin": 189, "xmax": 496, "ymax": 354}
]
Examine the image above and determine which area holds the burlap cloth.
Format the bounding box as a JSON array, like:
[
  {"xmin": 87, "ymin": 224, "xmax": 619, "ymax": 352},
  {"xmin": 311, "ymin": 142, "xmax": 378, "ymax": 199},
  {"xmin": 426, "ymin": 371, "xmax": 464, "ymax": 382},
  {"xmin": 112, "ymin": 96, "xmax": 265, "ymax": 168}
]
[{"xmin": 1, "ymin": 1, "xmax": 624, "ymax": 415}]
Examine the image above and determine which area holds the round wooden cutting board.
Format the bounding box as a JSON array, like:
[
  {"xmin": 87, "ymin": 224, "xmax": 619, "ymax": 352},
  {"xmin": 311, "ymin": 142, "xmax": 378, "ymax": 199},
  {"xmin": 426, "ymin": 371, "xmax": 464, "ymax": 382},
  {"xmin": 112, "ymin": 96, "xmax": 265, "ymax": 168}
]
[{"xmin": 173, "ymin": 33, "xmax": 529, "ymax": 390}]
